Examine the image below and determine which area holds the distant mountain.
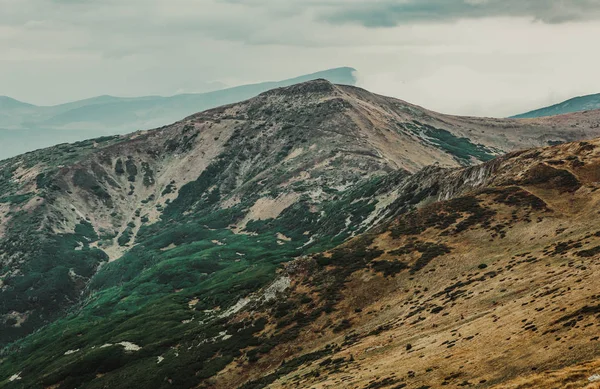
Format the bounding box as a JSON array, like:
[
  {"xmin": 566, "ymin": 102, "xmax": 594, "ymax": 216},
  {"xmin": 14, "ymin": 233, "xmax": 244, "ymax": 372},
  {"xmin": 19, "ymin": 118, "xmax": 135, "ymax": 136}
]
[
  {"xmin": 0, "ymin": 96, "xmax": 34, "ymax": 110},
  {"xmin": 0, "ymin": 67, "xmax": 357, "ymax": 159},
  {"xmin": 0, "ymin": 128, "xmax": 119, "ymax": 162},
  {"xmin": 512, "ymin": 92, "xmax": 600, "ymax": 118}
]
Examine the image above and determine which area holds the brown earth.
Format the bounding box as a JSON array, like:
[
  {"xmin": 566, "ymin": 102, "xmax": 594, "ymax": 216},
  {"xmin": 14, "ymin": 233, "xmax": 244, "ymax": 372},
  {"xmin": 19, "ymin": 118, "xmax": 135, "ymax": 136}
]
[{"xmin": 211, "ymin": 138, "xmax": 600, "ymax": 389}]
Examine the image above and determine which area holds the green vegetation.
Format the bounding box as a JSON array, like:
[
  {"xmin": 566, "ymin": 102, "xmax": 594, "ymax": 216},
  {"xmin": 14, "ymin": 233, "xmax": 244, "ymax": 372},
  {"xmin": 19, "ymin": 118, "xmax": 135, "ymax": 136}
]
[
  {"xmin": 117, "ymin": 225, "xmax": 135, "ymax": 246},
  {"xmin": 0, "ymin": 216, "xmax": 106, "ymax": 344},
  {"xmin": 125, "ymin": 158, "xmax": 138, "ymax": 182},
  {"xmin": 0, "ymin": 203, "xmax": 316, "ymax": 388},
  {"xmin": 115, "ymin": 158, "xmax": 125, "ymax": 175},
  {"xmin": 0, "ymin": 166, "xmax": 397, "ymax": 388},
  {"xmin": 404, "ymin": 121, "xmax": 496, "ymax": 164},
  {"xmin": 141, "ymin": 162, "xmax": 155, "ymax": 186},
  {"xmin": 0, "ymin": 193, "xmax": 34, "ymax": 205},
  {"xmin": 0, "ymin": 154, "xmax": 405, "ymax": 388}
]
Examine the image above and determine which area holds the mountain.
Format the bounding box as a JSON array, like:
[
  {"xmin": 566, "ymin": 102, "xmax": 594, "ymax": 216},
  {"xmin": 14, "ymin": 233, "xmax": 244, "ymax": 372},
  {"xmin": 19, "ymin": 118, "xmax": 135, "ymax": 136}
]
[
  {"xmin": 0, "ymin": 67, "xmax": 357, "ymax": 160},
  {"xmin": 216, "ymin": 138, "xmax": 600, "ymax": 389},
  {"xmin": 0, "ymin": 97, "xmax": 34, "ymax": 110},
  {"xmin": 512, "ymin": 92, "xmax": 600, "ymax": 118},
  {"xmin": 1, "ymin": 80, "xmax": 600, "ymax": 388}
]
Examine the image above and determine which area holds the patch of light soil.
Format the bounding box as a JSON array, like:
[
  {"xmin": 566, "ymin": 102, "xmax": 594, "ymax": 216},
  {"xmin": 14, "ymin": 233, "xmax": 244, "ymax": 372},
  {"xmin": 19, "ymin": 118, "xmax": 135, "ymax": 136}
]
[
  {"xmin": 160, "ymin": 243, "xmax": 177, "ymax": 252},
  {"xmin": 234, "ymin": 193, "xmax": 299, "ymax": 232},
  {"xmin": 102, "ymin": 244, "xmax": 128, "ymax": 263},
  {"xmin": 0, "ymin": 203, "xmax": 12, "ymax": 238},
  {"xmin": 276, "ymin": 233, "xmax": 291, "ymax": 242},
  {"xmin": 283, "ymin": 147, "xmax": 304, "ymax": 162}
]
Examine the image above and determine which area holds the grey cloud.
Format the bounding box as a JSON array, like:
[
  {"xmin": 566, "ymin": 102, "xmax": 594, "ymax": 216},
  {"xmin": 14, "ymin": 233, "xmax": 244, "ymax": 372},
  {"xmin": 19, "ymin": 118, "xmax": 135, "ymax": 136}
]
[
  {"xmin": 3, "ymin": 0, "xmax": 600, "ymax": 118},
  {"xmin": 7, "ymin": 0, "xmax": 600, "ymax": 53},
  {"xmin": 319, "ymin": 0, "xmax": 600, "ymax": 26}
]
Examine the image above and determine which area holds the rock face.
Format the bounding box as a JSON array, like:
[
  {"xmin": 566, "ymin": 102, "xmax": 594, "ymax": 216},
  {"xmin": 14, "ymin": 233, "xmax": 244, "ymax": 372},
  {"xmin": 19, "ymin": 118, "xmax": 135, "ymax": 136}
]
[{"xmin": 1, "ymin": 80, "xmax": 600, "ymax": 388}]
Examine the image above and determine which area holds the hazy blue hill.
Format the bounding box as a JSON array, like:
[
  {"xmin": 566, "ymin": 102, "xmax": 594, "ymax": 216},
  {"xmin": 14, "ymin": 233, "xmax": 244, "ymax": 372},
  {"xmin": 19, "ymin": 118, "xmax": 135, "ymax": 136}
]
[
  {"xmin": 0, "ymin": 67, "xmax": 357, "ymax": 158},
  {"xmin": 512, "ymin": 93, "xmax": 600, "ymax": 118},
  {"xmin": 0, "ymin": 128, "xmax": 118, "ymax": 161},
  {"xmin": 48, "ymin": 95, "xmax": 146, "ymax": 112},
  {"xmin": 0, "ymin": 96, "xmax": 35, "ymax": 110},
  {"xmin": 36, "ymin": 67, "xmax": 358, "ymax": 129}
]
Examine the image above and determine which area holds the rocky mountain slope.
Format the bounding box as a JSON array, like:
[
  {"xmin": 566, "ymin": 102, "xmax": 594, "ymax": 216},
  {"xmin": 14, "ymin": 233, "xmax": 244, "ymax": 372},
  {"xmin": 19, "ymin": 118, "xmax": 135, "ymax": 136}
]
[
  {"xmin": 512, "ymin": 92, "xmax": 600, "ymax": 119},
  {"xmin": 209, "ymin": 137, "xmax": 600, "ymax": 389},
  {"xmin": 0, "ymin": 68, "xmax": 357, "ymax": 160},
  {"xmin": 1, "ymin": 80, "xmax": 600, "ymax": 388}
]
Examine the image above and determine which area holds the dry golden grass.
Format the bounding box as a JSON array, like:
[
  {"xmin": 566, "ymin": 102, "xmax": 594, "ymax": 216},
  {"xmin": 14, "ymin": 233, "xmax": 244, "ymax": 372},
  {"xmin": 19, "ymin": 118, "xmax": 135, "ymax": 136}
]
[{"xmin": 211, "ymin": 139, "xmax": 600, "ymax": 389}]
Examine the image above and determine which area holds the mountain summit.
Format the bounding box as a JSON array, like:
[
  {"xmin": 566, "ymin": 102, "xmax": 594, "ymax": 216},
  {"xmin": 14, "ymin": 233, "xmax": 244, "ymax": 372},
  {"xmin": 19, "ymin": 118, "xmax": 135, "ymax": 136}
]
[{"xmin": 0, "ymin": 68, "xmax": 357, "ymax": 160}]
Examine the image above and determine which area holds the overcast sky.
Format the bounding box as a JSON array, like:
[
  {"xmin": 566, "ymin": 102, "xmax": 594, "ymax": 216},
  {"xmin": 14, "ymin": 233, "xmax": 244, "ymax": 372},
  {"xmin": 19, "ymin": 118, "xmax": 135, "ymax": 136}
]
[{"xmin": 2, "ymin": 0, "xmax": 600, "ymax": 116}]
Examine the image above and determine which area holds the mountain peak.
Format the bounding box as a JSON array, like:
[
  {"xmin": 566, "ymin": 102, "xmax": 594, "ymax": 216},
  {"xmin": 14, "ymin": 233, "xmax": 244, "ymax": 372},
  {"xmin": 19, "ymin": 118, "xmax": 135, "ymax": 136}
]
[
  {"xmin": 259, "ymin": 78, "xmax": 338, "ymax": 97},
  {"xmin": 284, "ymin": 67, "xmax": 356, "ymax": 85},
  {"xmin": 0, "ymin": 95, "xmax": 34, "ymax": 108}
]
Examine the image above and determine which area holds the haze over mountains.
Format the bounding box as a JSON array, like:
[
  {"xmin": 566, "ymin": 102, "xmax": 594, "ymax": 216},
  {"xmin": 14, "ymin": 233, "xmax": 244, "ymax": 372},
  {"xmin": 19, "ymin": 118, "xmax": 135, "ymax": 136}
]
[
  {"xmin": 0, "ymin": 67, "xmax": 357, "ymax": 160},
  {"xmin": 2, "ymin": 80, "xmax": 600, "ymax": 388}
]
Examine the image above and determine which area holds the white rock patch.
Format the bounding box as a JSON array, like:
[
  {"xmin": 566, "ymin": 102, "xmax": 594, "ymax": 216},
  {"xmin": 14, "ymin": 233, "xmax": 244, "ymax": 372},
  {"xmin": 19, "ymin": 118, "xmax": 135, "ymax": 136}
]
[
  {"xmin": 99, "ymin": 342, "xmax": 141, "ymax": 351},
  {"xmin": 219, "ymin": 297, "xmax": 252, "ymax": 318},
  {"xmin": 276, "ymin": 232, "xmax": 291, "ymax": 242},
  {"xmin": 261, "ymin": 276, "xmax": 291, "ymax": 302},
  {"xmin": 118, "ymin": 341, "xmax": 141, "ymax": 351}
]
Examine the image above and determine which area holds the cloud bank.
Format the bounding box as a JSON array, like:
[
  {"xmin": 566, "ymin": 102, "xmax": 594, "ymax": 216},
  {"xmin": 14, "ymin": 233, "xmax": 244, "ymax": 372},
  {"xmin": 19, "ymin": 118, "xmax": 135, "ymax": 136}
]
[
  {"xmin": 2, "ymin": 0, "xmax": 600, "ymax": 117},
  {"xmin": 321, "ymin": 0, "xmax": 600, "ymax": 26}
]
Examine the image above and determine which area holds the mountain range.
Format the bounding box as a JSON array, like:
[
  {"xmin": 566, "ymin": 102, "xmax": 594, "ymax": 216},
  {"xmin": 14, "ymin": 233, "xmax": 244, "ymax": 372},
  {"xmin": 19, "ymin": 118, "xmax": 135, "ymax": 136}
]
[
  {"xmin": 1, "ymin": 80, "xmax": 600, "ymax": 388},
  {"xmin": 0, "ymin": 67, "xmax": 357, "ymax": 160}
]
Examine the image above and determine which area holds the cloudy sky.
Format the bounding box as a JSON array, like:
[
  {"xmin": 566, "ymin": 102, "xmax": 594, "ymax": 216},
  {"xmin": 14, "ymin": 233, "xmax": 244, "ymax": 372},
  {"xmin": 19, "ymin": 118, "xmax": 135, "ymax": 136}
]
[{"xmin": 2, "ymin": 0, "xmax": 600, "ymax": 116}]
